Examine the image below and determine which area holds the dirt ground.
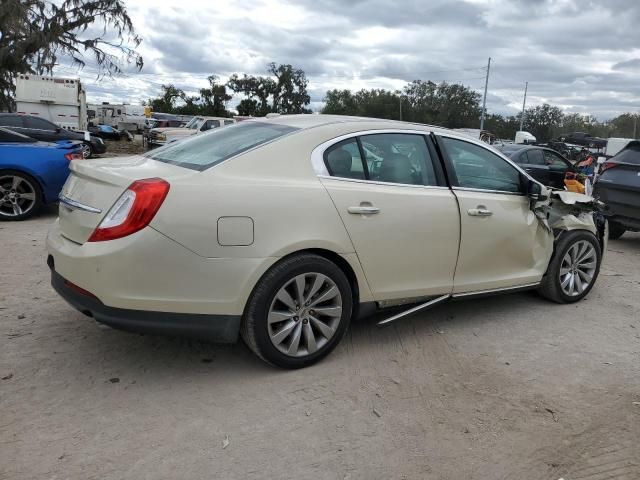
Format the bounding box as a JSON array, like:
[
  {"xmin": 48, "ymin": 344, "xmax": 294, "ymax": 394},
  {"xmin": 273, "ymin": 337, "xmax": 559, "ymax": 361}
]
[{"xmin": 1, "ymin": 208, "xmax": 639, "ymax": 480}]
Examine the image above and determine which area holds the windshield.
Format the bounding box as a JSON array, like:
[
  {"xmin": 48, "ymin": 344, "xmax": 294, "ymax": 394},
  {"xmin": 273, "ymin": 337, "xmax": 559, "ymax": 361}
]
[
  {"xmin": 146, "ymin": 121, "xmax": 299, "ymax": 170},
  {"xmin": 186, "ymin": 117, "xmax": 203, "ymax": 129}
]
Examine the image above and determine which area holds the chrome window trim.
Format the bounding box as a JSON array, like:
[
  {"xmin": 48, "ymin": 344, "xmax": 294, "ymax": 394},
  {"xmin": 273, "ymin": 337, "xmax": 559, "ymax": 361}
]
[
  {"xmin": 310, "ymin": 128, "xmax": 437, "ymax": 185},
  {"xmin": 58, "ymin": 194, "xmax": 102, "ymax": 214},
  {"xmin": 452, "ymin": 186, "xmax": 526, "ymax": 197},
  {"xmin": 318, "ymin": 175, "xmax": 450, "ymax": 190}
]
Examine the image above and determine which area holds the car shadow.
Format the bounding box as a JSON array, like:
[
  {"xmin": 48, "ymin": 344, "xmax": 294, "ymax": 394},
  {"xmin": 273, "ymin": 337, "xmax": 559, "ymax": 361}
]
[{"xmin": 50, "ymin": 288, "xmax": 554, "ymax": 384}]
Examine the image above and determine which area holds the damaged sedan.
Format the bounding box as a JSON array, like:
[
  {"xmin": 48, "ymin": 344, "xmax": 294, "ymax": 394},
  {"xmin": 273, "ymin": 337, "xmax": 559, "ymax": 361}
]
[{"xmin": 47, "ymin": 115, "xmax": 607, "ymax": 368}]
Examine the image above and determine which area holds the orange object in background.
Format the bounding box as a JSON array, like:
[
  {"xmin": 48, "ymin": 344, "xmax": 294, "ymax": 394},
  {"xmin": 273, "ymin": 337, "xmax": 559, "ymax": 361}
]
[{"xmin": 564, "ymin": 171, "xmax": 586, "ymax": 193}]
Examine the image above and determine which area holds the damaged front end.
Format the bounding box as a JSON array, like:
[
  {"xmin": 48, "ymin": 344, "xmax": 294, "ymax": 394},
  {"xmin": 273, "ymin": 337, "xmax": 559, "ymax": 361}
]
[{"xmin": 532, "ymin": 188, "xmax": 608, "ymax": 255}]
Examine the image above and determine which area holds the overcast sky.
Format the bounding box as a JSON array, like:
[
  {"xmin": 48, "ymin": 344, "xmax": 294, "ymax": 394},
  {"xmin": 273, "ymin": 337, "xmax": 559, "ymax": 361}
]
[{"xmin": 59, "ymin": 0, "xmax": 640, "ymax": 120}]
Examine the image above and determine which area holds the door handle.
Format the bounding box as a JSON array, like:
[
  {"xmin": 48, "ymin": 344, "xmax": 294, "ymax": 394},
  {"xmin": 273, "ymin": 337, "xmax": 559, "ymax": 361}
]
[
  {"xmin": 348, "ymin": 205, "xmax": 380, "ymax": 215},
  {"xmin": 467, "ymin": 207, "xmax": 493, "ymax": 217}
]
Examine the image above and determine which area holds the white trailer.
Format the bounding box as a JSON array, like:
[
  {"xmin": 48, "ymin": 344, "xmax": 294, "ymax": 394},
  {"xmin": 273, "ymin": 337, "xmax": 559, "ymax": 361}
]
[
  {"xmin": 15, "ymin": 74, "xmax": 87, "ymax": 131},
  {"xmin": 88, "ymin": 103, "xmax": 146, "ymax": 132}
]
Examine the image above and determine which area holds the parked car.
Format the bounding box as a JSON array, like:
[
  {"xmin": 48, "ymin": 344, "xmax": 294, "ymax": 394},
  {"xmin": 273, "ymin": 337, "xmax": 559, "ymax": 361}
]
[
  {"xmin": 0, "ymin": 113, "xmax": 106, "ymax": 158},
  {"xmin": 47, "ymin": 115, "xmax": 606, "ymax": 369},
  {"xmin": 558, "ymin": 132, "xmax": 607, "ymax": 149},
  {"xmin": 147, "ymin": 116, "xmax": 235, "ymax": 147},
  {"xmin": 593, "ymin": 141, "xmax": 640, "ymax": 239},
  {"xmin": 0, "ymin": 127, "xmax": 83, "ymax": 220},
  {"xmin": 499, "ymin": 144, "xmax": 578, "ymax": 189},
  {"xmin": 88, "ymin": 124, "xmax": 121, "ymax": 141}
]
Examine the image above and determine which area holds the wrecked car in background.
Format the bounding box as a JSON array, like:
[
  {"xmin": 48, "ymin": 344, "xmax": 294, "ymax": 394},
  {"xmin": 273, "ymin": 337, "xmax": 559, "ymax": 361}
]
[
  {"xmin": 146, "ymin": 116, "xmax": 236, "ymax": 147},
  {"xmin": 47, "ymin": 115, "xmax": 607, "ymax": 369},
  {"xmin": 593, "ymin": 140, "xmax": 640, "ymax": 239}
]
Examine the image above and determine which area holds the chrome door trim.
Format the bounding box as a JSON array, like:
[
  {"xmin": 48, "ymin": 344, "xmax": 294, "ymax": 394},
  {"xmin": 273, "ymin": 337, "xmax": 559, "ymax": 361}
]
[
  {"xmin": 451, "ymin": 282, "xmax": 540, "ymax": 298},
  {"xmin": 58, "ymin": 194, "xmax": 102, "ymax": 214}
]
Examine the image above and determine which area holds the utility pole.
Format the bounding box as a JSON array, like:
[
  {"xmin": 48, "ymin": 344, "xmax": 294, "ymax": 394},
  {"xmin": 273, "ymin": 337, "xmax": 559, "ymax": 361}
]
[
  {"xmin": 634, "ymin": 114, "xmax": 638, "ymax": 139},
  {"xmin": 479, "ymin": 57, "xmax": 491, "ymax": 131},
  {"xmin": 519, "ymin": 81, "xmax": 528, "ymax": 131},
  {"xmin": 399, "ymin": 95, "xmax": 402, "ymax": 121}
]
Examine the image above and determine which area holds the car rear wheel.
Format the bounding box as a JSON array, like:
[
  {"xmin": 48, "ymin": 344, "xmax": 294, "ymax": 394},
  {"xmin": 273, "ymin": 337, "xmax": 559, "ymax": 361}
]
[
  {"xmin": 538, "ymin": 230, "xmax": 601, "ymax": 303},
  {"xmin": 241, "ymin": 254, "xmax": 353, "ymax": 369},
  {"xmin": 0, "ymin": 171, "xmax": 42, "ymax": 221},
  {"xmin": 608, "ymin": 222, "xmax": 626, "ymax": 240},
  {"xmin": 81, "ymin": 142, "xmax": 93, "ymax": 159}
]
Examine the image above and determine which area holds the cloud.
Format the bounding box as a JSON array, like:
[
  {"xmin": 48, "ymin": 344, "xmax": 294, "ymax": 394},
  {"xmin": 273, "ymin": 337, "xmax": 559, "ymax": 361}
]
[{"xmin": 55, "ymin": 0, "xmax": 640, "ymax": 120}]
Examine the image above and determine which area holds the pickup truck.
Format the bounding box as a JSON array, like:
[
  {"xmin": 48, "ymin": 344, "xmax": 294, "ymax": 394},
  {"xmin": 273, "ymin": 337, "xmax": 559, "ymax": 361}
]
[
  {"xmin": 147, "ymin": 116, "xmax": 235, "ymax": 147},
  {"xmin": 557, "ymin": 132, "xmax": 607, "ymax": 149}
]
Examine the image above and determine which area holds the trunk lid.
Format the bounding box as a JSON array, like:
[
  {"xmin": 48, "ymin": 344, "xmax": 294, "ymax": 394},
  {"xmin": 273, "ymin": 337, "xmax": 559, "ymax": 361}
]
[{"xmin": 58, "ymin": 155, "xmax": 194, "ymax": 244}]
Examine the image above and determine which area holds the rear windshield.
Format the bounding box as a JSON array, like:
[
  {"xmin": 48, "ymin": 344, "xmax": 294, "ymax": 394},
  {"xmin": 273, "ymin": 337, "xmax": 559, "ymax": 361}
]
[
  {"xmin": 146, "ymin": 121, "xmax": 299, "ymax": 170},
  {"xmin": 612, "ymin": 144, "xmax": 640, "ymax": 165}
]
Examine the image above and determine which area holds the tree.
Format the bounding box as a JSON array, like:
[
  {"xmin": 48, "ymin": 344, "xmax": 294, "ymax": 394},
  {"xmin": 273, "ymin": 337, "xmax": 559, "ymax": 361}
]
[
  {"xmin": 227, "ymin": 63, "xmax": 311, "ymax": 116},
  {"xmin": 322, "ymin": 89, "xmax": 357, "ymax": 115},
  {"xmin": 520, "ymin": 103, "xmax": 564, "ymax": 142},
  {"xmin": 146, "ymin": 84, "xmax": 184, "ymax": 113},
  {"xmin": 268, "ymin": 63, "xmax": 311, "ymax": 114},
  {"xmin": 197, "ymin": 75, "xmax": 231, "ymax": 117},
  {"xmin": 322, "ymin": 81, "xmax": 481, "ymax": 128},
  {"xmin": 0, "ymin": 0, "xmax": 143, "ymax": 111}
]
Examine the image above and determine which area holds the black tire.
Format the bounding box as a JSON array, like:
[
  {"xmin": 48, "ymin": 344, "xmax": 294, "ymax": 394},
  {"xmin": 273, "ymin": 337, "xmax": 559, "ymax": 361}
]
[
  {"xmin": 538, "ymin": 230, "xmax": 602, "ymax": 304},
  {"xmin": 0, "ymin": 170, "xmax": 43, "ymax": 221},
  {"xmin": 241, "ymin": 253, "xmax": 353, "ymax": 369},
  {"xmin": 608, "ymin": 222, "xmax": 626, "ymax": 240}
]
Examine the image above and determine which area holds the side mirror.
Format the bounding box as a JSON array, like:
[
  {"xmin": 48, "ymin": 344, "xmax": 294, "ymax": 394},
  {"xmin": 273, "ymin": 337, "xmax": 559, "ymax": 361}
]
[
  {"xmin": 527, "ymin": 180, "xmax": 548, "ymax": 202},
  {"xmin": 55, "ymin": 127, "xmax": 61, "ymax": 133}
]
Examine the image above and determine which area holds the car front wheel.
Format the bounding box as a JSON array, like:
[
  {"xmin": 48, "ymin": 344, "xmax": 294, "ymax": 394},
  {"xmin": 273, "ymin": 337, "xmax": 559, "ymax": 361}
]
[
  {"xmin": 538, "ymin": 230, "xmax": 602, "ymax": 303},
  {"xmin": 242, "ymin": 254, "xmax": 353, "ymax": 369}
]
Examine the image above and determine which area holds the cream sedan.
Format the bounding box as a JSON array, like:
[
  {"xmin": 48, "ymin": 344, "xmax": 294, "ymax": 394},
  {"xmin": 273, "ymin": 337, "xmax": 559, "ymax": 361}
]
[{"xmin": 48, "ymin": 115, "xmax": 606, "ymax": 368}]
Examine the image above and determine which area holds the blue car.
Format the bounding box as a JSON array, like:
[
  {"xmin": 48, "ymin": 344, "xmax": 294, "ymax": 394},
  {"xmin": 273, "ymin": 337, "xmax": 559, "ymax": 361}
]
[{"xmin": 0, "ymin": 127, "xmax": 83, "ymax": 220}]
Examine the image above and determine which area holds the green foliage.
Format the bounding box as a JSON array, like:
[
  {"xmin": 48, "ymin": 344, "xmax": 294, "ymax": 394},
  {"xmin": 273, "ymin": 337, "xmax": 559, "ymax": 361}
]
[
  {"xmin": 0, "ymin": 0, "xmax": 143, "ymax": 111},
  {"xmin": 323, "ymin": 81, "xmax": 482, "ymax": 128},
  {"xmin": 146, "ymin": 76, "xmax": 232, "ymax": 117},
  {"xmin": 227, "ymin": 63, "xmax": 311, "ymax": 115},
  {"xmin": 519, "ymin": 103, "xmax": 564, "ymax": 142}
]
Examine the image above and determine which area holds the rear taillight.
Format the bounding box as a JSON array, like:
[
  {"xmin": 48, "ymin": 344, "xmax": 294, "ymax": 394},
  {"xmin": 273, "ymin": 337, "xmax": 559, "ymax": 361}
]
[
  {"xmin": 65, "ymin": 152, "xmax": 83, "ymax": 161},
  {"xmin": 88, "ymin": 178, "xmax": 170, "ymax": 242},
  {"xmin": 600, "ymin": 162, "xmax": 618, "ymax": 173}
]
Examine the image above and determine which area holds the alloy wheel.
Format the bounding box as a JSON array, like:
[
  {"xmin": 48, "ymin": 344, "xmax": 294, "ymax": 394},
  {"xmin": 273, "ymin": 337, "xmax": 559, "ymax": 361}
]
[
  {"xmin": 267, "ymin": 272, "xmax": 343, "ymax": 357},
  {"xmin": 559, "ymin": 240, "xmax": 597, "ymax": 297},
  {"xmin": 0, "ymin": 175, "xmax": 37, "ymax": 218},
  {"xmin": 81, "ymin": 143, "xmax": 92, "ymax": 159}
]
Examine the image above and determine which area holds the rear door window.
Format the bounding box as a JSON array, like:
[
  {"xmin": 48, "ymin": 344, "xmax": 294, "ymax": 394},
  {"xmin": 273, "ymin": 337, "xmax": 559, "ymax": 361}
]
[
  {"xmin": 147, "ymin": 121, "xmax": 298, "ymax": 170},
  {"xmin": 324, "ymin": 139, "xmax": 366, "ymax": 180},
  {"xmin": 360, "ymin": 133, "xmax": 436, "ymax": 186},
  {"xmin": 524, "ymin": 149, "xmax": 545, "ymax": 165}
]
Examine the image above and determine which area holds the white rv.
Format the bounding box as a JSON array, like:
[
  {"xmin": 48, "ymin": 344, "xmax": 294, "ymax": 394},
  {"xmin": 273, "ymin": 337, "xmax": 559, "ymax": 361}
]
[
  {"xmin": 15, "ymin": 74, "xmax": 87, "ymax": 131},
  {"xmin": 88, "ymin": 103, "xmax": 146, "ymax": 132}
]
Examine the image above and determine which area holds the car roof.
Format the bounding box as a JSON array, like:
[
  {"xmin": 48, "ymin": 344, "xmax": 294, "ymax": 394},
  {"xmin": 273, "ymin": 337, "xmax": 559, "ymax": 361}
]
[{"xmin": 252, "ymin": 114, "xmax": 459, "ymax": 136}]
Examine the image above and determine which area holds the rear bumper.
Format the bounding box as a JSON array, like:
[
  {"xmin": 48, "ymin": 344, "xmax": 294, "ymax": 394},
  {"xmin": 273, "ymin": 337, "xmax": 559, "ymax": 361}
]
[{"xmin": 49, "ymin": 261, "xmax": 241, "ymax": 343}]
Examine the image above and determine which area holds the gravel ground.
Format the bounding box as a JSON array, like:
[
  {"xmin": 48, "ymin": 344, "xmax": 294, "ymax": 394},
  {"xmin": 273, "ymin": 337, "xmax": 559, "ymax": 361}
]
[{"xmin": 1, "ymin": 208, "xmax": 639, "ymax": 480}]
